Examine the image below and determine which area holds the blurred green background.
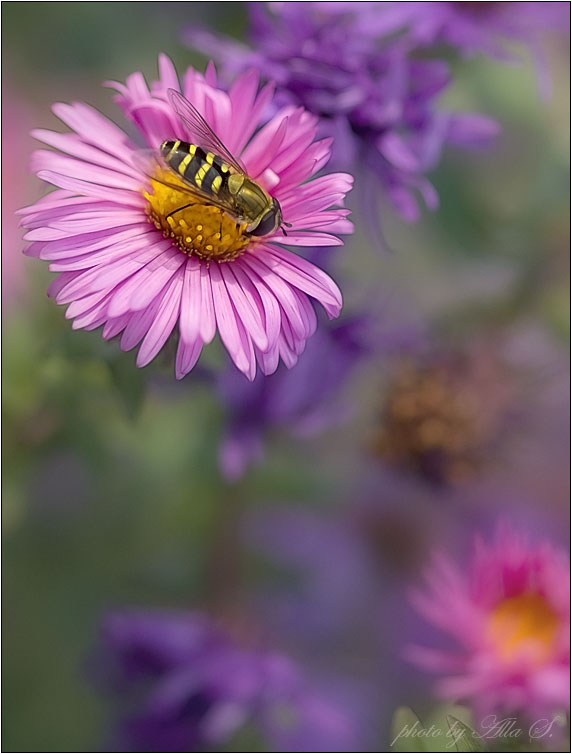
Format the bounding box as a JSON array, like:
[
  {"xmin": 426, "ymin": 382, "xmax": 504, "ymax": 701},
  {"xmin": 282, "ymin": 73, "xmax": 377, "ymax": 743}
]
[{"xmin": 2, "ymin": 3, "xmax": 570, "ymax": 751}]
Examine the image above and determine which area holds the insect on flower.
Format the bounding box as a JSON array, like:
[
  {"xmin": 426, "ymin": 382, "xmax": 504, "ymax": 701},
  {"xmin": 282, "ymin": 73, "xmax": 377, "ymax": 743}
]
[
  {"xmin": 141, "ymin": 89, "xmax": 291, "ymax": 261},
  {"xmin": 19, "ymin": 57, "xmax": 354, "ymax": 380}
]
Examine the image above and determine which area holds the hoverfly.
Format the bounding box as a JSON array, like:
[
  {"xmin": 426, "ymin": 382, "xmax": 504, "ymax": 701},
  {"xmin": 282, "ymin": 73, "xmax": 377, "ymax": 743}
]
[{"xmin": 140, "ymin": 88, "xmax": 289, "ymax": 238}]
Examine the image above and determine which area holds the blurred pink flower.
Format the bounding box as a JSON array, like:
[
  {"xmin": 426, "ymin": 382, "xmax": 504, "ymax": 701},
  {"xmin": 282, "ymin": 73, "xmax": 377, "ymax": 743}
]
[
  {"xmin": 408, "ymin": 524, "xmax": 570, "ymax": 721},
  {"xmin": 20, "ymin": 55, "xmax": 353, "ymax": 379},
  {"xmin": 2, "ymin": 86, "xmax": 35, "ymax": 311}
]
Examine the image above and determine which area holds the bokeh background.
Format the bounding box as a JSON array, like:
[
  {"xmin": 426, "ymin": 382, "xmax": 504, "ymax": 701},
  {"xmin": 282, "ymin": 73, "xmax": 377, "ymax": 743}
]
[{"xmin": 2, "ymin": 2, "xmax": 570, "ymax": 752}]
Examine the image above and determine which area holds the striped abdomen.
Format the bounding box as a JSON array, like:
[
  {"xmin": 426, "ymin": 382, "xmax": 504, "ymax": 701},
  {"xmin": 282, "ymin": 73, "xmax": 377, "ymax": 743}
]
[
  {"xmin": 160, "ymin": 139, "xmax": 279, "ymax": 234},
  {"xmin": 160, "ymin": 140, "xmax": 232, "ymax": 198}
]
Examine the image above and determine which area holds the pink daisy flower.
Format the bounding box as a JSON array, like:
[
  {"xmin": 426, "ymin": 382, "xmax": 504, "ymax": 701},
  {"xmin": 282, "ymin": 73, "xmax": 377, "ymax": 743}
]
[
  {"xmin": 19, "ymin": 55, "xmax": 353, "ymax": 380},
  {"xmin": 408, "ymin": 525, "xmax": 570, "ymax": 721}
]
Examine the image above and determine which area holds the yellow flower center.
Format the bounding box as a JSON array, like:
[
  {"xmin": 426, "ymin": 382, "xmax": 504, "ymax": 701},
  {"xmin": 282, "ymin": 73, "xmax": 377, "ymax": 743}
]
[
  {"xmin": 144, "ymin": 168, "xmax": 251, "ymax": 262},
  {"xmin": 487, "ymin": 592, "xmax": 559, "ymax": 663}
]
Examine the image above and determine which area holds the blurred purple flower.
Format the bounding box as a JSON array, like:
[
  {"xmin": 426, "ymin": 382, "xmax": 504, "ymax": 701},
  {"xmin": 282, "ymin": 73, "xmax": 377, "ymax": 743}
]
[
  {"xmin": 100, "ymin": 609, "xmax": 359, "ymax": 752},
  {"xmin": 242, "ymin": 491, "xmax": 462, "ymax": 746},
  {"xmin": 215, "ymin": 299, "xmax": 427, "ymax": 481},
  {"xmin": 216, "ymin": 311, "xmax": 372, "ymax": 480},
  {"xmin": 246, "ymin": 506, "xmax": 377, "ymax": 645},
  {"xmin": 407, "ymin": 523, "xmax": 570, "ymax": 722},
  {"xmin": 185, "ymin": 2, "xmax": 500, "ymax": 225},
  {"xmin": 371, "ymin": 1, "xmax": 570, "ymax": 98}
]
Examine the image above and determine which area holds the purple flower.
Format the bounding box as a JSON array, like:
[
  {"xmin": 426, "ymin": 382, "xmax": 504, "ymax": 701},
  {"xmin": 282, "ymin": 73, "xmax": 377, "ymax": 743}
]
[
  {"xmin": 99, "ymin": 609, "xmax": 359, "ymax": 752},
  {"xmin": 375, "ymin": 2, "xmax": 570, "ymax": 98},
  {"xmin": 20, "ymin": 55, "xmax": 353, "ymax": 380},
  {"xmin": 185, "ymin": 3, "xmax": 500, "ymax": 224}
]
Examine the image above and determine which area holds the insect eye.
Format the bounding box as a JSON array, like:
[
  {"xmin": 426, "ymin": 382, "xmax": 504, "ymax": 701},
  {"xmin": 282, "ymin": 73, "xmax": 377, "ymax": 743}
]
[{"xmin": 250, "ymin": 208, "xmax": 280, "ymax": 237}]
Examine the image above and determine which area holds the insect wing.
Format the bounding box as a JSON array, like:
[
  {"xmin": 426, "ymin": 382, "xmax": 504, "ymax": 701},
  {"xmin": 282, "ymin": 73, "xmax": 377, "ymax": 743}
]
[
  {"xmin": 131, "ymin": 147, "xmax": 239, "ymax": 215},
  {"xmin": 167, "ymin": 89, "xmax": 246, "ymax": 174}
]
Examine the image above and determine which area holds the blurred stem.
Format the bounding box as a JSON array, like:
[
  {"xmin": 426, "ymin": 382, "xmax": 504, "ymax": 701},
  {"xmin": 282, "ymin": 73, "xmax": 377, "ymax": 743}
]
[{"xmin": 204, "ymin": 479, "xmax": 248, "ymax": 625}]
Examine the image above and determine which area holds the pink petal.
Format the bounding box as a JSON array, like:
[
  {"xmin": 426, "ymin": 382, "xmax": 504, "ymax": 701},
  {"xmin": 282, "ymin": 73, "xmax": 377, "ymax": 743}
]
[
  {"xmin": 271, "ymin": 232, "xmax": 344, "ymax": 247},
  {"xmin": 19, "ymin": 198, "xmax": 121, "ymax": 224},
  {"xmin": 255, "ymin": 245, "xmax": 342, "ymax": 315},
  {"xmin": 51, "ymin": 102, "xmax": 134, "ymax": 154},
  {"xmin": 105, "ymin": 241, "xmax": 179, "ymax": 317},
  {"xmin": 220, "ymin": 264, "xmax": 269, "ymax": 352},
  {"xmin": 47, "ymin": 272, "xmax": 79, "ymax": 298},
  {"xmin": 71, "ymin": 291, "xmax": 114, "ymax": 330},
  {"xmin": 31, "ymin": 150, "xmax": 144, "ymax": 191},
  {"xmin": 256, "ymin": 342, "xmax": 280, "ymax": 376},
  {"xmin": 120, "ymin": 293, "xmax": 163, "ymax": 351},
  {"xmin": 278, "ymin": 329, "xmax": 301, "ymax": 369},
  {"xmin": 31, "ymin": 129, "xmax": 141, "ymax": 178},
  {"xmin": 55, "ymin": 241, "xmax": 173, "ymax": 304},
  {"xmin": 66, "ymin": 287, "xmax": 112, "ymax": 319},
  {"xmin": 46, "ymin": 213, "xmax": 144, "ymax": 236},
  {"xmin": 127, "ymin": 249, "xmax": 186, "ymax": 311},
  {"xmin": 241, "ymin": 255, "xmax": 308, "ymax": 340},
  {"xmin": 38, "ymin": 226, "xmax": 153, "ymax": 261},
  {"xmin": 231, "ymin": 261, "xmax": 281, "ymax": 351},
  {"xmin": 209, "ymin": 264, "xmax": 255, "ymax": 378},
  {"xmin": 35, "ymin": 170, "xmax": 143, "ymax": 208},
  {"xmin": 198, "ymin": 263, "xmax": 216, "ymax": 344},
  {"xmin": 103, "ymin": 314, "xmax": 130, "ymax": 340},
  {"xmin": 237, "ymin": 80, "xmax": 275, "ymax": 156},
  {"xmin": 136, "ymin": 271, "xmax": 184, "ymax": 367},
  {"xmin": 226, "ymin": 69, "xmax": 261, "ymax": 153},
  {"xmin": 179, "ymin": 256, "xmax": 203, "ymax": 344},
  {"xmin": 158, "ymin": 53, "xmax": 180, "ymax": 92},
  {"xmin": 175, "ymin": 335, "xmax": 203, "ymax": 380},
  {"xmin": 242, "ymin": 115, "xmax": 289, "ymax": 180}
]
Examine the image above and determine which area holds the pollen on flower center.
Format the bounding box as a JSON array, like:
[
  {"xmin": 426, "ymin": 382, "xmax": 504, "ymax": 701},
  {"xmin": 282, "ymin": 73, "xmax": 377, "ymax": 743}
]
[
  {"xmin": 371, "ymin": 351, "xmax": 515, "ymax": 486},
  {"xmin": 487, "ymin": 592, "xmax": 559, "ymax": 663},
  {"xmin": 144, "ymin": 168, "xmax": 251, "ymax": 262},
  {"xmin": 372, "ymin": 362, "xmax": 484, "ymax": 484}
]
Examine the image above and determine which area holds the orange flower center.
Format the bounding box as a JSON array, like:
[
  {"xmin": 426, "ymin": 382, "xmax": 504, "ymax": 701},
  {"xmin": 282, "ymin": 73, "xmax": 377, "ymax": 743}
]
[
  {"xmin": 487, "ymin": 592, "xmax": 559, "ymax": 663},
  {"xmin": 144, "ymin": 168, "xmax": 251, "ymax": 262}
]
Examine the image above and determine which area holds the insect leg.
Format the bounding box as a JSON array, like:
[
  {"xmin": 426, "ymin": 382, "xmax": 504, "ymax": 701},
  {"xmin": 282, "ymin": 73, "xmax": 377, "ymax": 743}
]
[{"xmin": 166, "ymin": 203, "xmax": 196, "ymax": 220}]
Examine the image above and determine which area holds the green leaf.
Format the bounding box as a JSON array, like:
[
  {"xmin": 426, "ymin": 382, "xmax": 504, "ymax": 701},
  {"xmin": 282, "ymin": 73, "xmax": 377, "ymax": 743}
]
[
  {"xmin": 390, "ymin": 705, "xmax": 487, "ymax": 753},
  {"xmin": 390, "ymin": 707, "xmax": 429, "ymax": 752}
]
